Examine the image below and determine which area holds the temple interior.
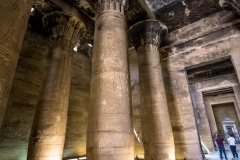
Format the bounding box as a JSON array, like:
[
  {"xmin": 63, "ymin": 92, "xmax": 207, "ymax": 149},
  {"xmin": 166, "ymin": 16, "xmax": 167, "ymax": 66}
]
[{"xmin": 0, "ymin": 0, "xmax": 240, "ymax": 160}]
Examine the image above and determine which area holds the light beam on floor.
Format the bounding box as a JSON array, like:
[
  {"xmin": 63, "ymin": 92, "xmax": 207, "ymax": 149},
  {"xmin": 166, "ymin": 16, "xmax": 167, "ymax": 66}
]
[{"xmin": 201, "ymin": 140, "xmax": 210, "ymax": 154}]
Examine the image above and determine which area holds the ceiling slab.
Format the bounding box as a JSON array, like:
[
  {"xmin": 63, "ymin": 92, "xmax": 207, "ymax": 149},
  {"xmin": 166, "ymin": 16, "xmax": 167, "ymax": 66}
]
[{"xmin": 154, "ymin": 0, "xmax": 223, "ymax": 32}]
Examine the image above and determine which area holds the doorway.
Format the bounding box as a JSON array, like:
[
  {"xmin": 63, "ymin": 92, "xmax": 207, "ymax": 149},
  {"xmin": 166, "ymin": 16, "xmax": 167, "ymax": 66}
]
[{"xmin": 212, "ymin": 102, "xmax": 240, "ymax": 142}]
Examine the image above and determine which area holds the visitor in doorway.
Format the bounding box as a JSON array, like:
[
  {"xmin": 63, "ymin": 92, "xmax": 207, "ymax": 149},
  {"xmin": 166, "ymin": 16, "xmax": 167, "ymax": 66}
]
[
  {"xmin": 215, "ymin": 134, "xmax": 228, "ymax": 160},
  {"xmin": 228, "ymin": 134, "xmax": 239, "ymax": 160}
]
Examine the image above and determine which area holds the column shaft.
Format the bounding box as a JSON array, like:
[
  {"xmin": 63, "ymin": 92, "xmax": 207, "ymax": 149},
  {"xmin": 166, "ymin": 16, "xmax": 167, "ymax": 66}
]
[
  {"xmin": 0, "ymin": 0, "xmax": 33, "ymax": 128},
  {"xmin": 128, "ymin": 20, "xmax": 175, "ymax": 160},
  {"xmin": 27, "ymin": 46, "xmax": 72, "ymax": 160},
  {"xmin": 138, "ymin": 44, "xmax": 175, "ymax": 160},
  {"xmin": 87, "ymin": 1, "xmax": 134, "ymax": 160},
  {"xmin": 27, "ymin": 11, "xmax": 85, "ymax": 160}
]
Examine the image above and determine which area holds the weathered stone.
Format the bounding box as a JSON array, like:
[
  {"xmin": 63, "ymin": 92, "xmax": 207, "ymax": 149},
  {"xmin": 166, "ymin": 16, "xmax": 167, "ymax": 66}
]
[
  {"xmin": 86, "ymin": 1, "xmax": 134, "ymax": 160},
  {"xmin": 1, "ymin": 2, "xmax": 240, "ymax": 160},
  {"xmin": 159, "ymin": 10, "xmax": 240, "ymax": 159},
  {"xmin": 219, "ymin": 0, "xmax": 240, "ymax": 16},
  {"xmin": 189, "ymin": 74, "xmax": 239, "ymax": 152},
  {"xmin": 0, "ymin": 0, "xmax": 33, "ymax": 128},
  {"xmin": 128, "ymin": 20, "xmax": 175, "ymax": 160},
  {"xmin": 27, "ymin": 11, "xmax": 86, "ymax": 160}
]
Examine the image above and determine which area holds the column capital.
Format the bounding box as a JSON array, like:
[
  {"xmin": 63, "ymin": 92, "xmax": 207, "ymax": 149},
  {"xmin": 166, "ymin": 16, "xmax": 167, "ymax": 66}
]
[
  {"xmin": 128, "ymin": 19, "xmax": 167, "ymax": 50},
  {"xmin": 99, "ymin": 0, "xmax": 126, "ymax": 4},
  {"xmin": 42, "ymin": 11, "xmax": 86, "ymax": 48},
  {"xmin": 98, "ymin": 0, "xmax": 126, "ymax": 13},
  {"xmin": 219, "ymin": 0, "xmax": 240, "ymax": 16}
]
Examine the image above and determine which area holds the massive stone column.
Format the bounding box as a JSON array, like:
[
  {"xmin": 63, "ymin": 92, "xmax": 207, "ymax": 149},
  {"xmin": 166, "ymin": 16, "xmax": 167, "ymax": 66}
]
[
  {"xmin": 27, "ymin": 11, "xmax": 86, "ymax": 160},
  {"xmin": 87, "ymin": 1, "xmax": 134, "ymax": 160},
  {"xmin": 128, "ymin": 20, "xmax": 175, "ymax": 160},
  {"xmin": 0, "ymin": 0, "xmax": 33, "ymax": 128}
]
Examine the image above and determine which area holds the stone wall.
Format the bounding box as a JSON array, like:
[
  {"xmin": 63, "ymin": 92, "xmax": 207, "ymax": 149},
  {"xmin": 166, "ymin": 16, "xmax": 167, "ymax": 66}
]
[
  {"xmin": 129, "ymin": 47, "xmax": 144, "ymax": 158},
  {"xmin": 204, "ymin": 92, "xmax": 240, "ymax": 139},
  {"xmin": 160, "ymin": 10, "xmax": 240, "ymax": 159},
  {"xmin": 189, "ymin": 74, "xmax": 240, "ymax": 152},
  {"xmin": 212, "ymin": 102, "xmax": 240, "ymax": 137}
]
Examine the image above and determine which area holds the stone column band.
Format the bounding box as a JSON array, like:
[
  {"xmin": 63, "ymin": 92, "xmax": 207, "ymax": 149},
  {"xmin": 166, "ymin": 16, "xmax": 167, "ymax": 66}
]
[
  {"xmin": 128, "ymin": 20, "xmax": 175, "ymax": 160},
  {"xmin": 0, "ymin": 0, "xmax": 33, "ymax": 128},
  {"xmin": 87, "ymin": 1, "xmax": 134, "ymax": 160},
  {"xmin": 27, "ymin": 11, "xmax": 86, "ymax": 160}
]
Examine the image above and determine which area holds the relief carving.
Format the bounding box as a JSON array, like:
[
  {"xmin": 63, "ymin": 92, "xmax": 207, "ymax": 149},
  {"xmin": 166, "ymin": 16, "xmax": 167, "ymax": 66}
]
[
  {"xmin": 128, "ymin": 19, "xmax": 168, "ymax": 50},
  {"xmin": 98, "ymin": 97, "xmax": 129, "ymax": 115},
  {"xmin": 0, "ymin": 57, "xmax": 8, "ymax": 69},
  {"xmin": 98, "ymin": 119, "xmax": 130, "ymax": 132},
  {"xmin": 99, "ymin": 0, "xmax": 126, "ymax": 5},
  {"xmin": 0, "ymin": 10, "xmax": 6, "ymax": 27},
  {"xmin": 112, "ymin": 17, "xmax": 125, "ymax": 29},
  {"xmin": 0, "ymin": 0, "xmax": 32, "ymax": 47},
  {"xmin": 97, "ymin": 134, "xmax": 129, "ymax": 147},
  {"xmin": 219, "ymin": 0, "xmax": 240, "ymax": 16},
  {"xmin": 42, "ymin": 11, "xmax": 86, "ymax": 48}
]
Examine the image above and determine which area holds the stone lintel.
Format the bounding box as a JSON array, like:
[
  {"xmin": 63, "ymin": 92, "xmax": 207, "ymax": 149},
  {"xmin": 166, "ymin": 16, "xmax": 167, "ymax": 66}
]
[
  {"xmin": 128, "ymin": 19, "xmax": 168, "ymax": 50},
  {"xmin": 219, "ymin": 0, "xmax": 240, "ymax": 16},
  {"xmin": 42, "ymin": 11, "xmax": 86, "ymax": 48}
]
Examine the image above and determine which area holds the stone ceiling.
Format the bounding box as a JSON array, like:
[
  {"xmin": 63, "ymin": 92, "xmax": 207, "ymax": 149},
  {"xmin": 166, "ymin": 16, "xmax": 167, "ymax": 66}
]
[
  {"xmin": 29, "ymin": 0, "xmax": 224, "ymax": 56},
  {"xmin": 31, "ymin": 0, "xmax": 223, "ymax": 29}
]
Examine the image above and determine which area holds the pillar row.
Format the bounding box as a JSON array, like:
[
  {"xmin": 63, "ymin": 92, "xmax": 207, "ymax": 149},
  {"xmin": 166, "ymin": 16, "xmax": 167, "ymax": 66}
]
[
  {"xmin": 27, "ymin": 11, "xmax": 86, "ymax": 160},
  {"xmin": 86, "ymin": 1, "xmax": 134, "ymax": 160},
  {"xmin": 128, "ymin": 20, "xmax": 175, "ymax": 160}
]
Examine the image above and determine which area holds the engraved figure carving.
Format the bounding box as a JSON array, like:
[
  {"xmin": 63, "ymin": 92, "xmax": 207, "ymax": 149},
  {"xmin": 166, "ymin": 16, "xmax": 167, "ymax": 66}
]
[{"xmin": 0, "ymin": 0, "xmax": 32, "ymax": 47}]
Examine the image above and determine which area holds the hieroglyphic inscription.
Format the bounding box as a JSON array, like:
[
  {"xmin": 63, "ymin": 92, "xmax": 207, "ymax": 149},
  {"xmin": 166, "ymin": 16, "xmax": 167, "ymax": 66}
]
[
  {"xmin": 88, "ymin": 134, "xmax": 131, "ymax": 148},
  {"xmin": 100, "ymin": 98, "xmax": 130, "ymax": 115},
  {"xmin": 98, "ymin": 148, "xmax": 130, "ymax": 156},
  {"xmin": 0, "ymin": 56, "xmax": 8, "ymax": 69},
  {"xmin": 0, "ymin": 10, "xmax": 6, "ymax": 27},
  {"xmin": 112, "ymin": 17, "xmax": 125, "ymax": 29},
  {"xmin": 90, "ymin": 77, "xmax": 106, "ymax": 99},
  {"xmin": 96, "ymin": 16, "xmax": 125, "ymax": 31},
  {"xmin": 96, "ymin": 119, "xmax": 131, "ymax": 133},
  {"xmin": 88, "ymin": 9, "xmax": 132, "ymax": 159},
  {"xmin": 112, "ymin": 73, "xmax": 125, "ymax": 95}
]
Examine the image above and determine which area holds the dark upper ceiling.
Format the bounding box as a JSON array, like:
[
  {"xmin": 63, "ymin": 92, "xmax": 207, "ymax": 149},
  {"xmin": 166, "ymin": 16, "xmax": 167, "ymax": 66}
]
[{"xmin": 29, "ymin": 0, "xmax": 224, "ymax": 56}]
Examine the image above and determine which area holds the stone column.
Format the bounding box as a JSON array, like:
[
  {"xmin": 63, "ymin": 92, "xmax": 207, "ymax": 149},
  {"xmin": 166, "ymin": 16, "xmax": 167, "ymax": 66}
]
[
  {"xmin": 87, "ymin": 1, "xmax": 134, "ymax": 160},
  {"xmin": 0, "ymin": 0, "xmax": 33, "ymax": 128},
  {"xmin": 128, "ymin": 20, "xmax": 175, "ymax": 160},
  {"xmin": 27, "ymin": 11, "xmax": 86, "ymax": 160}
]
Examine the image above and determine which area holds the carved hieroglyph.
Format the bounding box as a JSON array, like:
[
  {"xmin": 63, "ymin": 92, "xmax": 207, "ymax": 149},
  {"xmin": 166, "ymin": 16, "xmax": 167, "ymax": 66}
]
[
  {"xmin": 87, "ymin": 1, "xmax": 134, "ymax": 160},
  {"xmin": 0, "ymin": 0, "xmax": 33, "ymax": 128},
  {"xmin": 27, "ymin": 11, "xmax": 86, "ymax": 160},
  {"xmin": 128, "ymin": 20, "xmax": 175, "ymax": 160},
  {"xmin": 219, "ymin": 0, "xmax": 240, "ymax": 16}
]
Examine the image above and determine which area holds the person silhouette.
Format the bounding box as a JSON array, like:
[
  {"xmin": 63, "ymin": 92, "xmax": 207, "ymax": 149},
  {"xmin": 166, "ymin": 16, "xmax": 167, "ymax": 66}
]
[
  {"xmin": 228, "ymin": 134, "xmax": 238, "ymax": 160},
  {"xmin": 215, "ymin": 134, "xmax": 228, "ymax": 160}
]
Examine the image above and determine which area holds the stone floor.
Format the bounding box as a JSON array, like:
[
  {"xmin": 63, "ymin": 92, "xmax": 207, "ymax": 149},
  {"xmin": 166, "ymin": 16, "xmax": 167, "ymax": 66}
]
[{"xmin": 205, "ymin": 144, "xmax": 240, "ymax": 160}]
